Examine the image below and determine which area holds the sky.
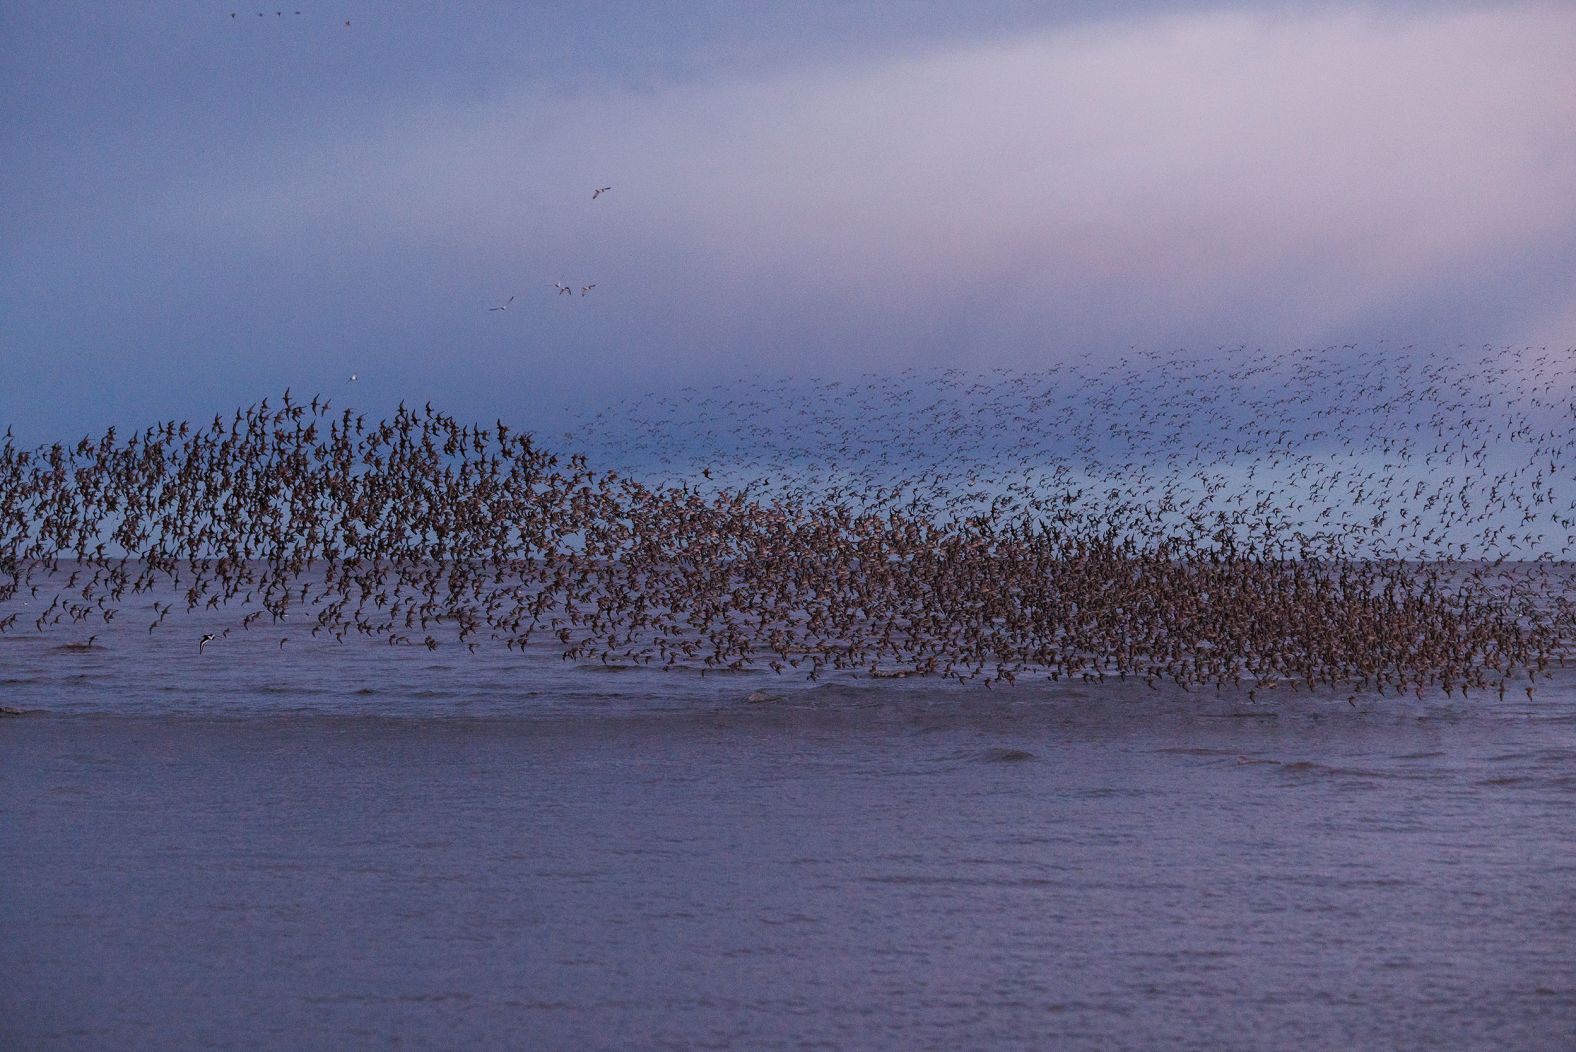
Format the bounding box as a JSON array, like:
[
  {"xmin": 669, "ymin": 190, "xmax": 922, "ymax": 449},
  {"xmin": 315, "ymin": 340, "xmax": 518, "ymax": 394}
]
[{"xmin": 2, "ymin": 0, "xmax": 1573, "ymax": 444}]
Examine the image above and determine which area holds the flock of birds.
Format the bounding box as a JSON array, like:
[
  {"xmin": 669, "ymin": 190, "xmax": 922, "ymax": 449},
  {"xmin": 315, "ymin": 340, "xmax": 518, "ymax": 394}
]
[
  {"xmin": 231, "ymin": 11, "xmax": 350, "ymax": 25},
  {"xmin": 55, "ymin": 16, "xmax": 1569, "ymax": 700},
  {"xmin": 0, "ymin": 344, "xmax": 1571, "ymax": 700}
]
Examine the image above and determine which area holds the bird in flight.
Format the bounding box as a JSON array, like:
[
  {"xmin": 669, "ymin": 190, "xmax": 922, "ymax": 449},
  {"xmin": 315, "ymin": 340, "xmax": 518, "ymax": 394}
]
[
  {"xmin": 490, "ymin": 296, "xmax": 515, "ymax": 312},
  {"xmin": 580, "ymin": 285, "xmax": 596, "ymax": 296},
  {"xmin": 553, "ymin": 283, "xmax": 573, "ymax": 296},
  {"xmin": 199, "ymin": 633, "xmax": 217, "ymax": 654},
  {"xmin": 592, "ymin": 187, "xmax": 612, "ymax": 199}
]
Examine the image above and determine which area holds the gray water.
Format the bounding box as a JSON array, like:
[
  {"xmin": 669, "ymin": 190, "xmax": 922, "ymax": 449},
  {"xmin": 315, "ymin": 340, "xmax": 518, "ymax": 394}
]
[{"xmin": 3, "ymin": 617, "xmax": 1575, "ymax": 1050}]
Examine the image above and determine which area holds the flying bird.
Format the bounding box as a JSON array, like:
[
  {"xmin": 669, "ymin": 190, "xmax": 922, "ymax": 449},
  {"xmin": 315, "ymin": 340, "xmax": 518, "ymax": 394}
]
[
  {"xmin": 592, "ymin": 187, "xmax": 612, "ymax": 199},
  {"xmin": 554, "ymin": 283, "xmax": 573, "ymax": 296},
  {"xmin": 490, "ymin": 296, "xmax": 515, "ymax": 312},
  {"xmin": 580, "ymin": 285, "xmax": 596, "ymax": 296},
  {"xmin": 199, "ymin": 633, "xmax": 216, "ymax": 654}
]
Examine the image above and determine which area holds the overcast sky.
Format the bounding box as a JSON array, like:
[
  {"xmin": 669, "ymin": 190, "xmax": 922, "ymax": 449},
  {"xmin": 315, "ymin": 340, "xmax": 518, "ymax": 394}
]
[{"xmin": 2, "ymin": 1, "xmax": 1572, "ymax": 442}]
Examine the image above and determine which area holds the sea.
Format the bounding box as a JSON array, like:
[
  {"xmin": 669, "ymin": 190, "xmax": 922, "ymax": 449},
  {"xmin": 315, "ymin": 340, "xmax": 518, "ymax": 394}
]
[{"xmin": 3, "ymin": 602, "xmax": 1575, "ymax": 1050}]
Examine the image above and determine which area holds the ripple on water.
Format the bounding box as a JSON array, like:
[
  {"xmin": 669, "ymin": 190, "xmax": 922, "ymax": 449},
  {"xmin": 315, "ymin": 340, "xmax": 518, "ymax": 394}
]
[{"xmin": 975, "ymin": 747, "xmax": 1037, "ymax": 763}]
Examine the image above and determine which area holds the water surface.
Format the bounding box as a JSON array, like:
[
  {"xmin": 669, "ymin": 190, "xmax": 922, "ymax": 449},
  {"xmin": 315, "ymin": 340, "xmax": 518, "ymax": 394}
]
[{"xmin": 3, "ymin": 631, "xmax": 1574, "ymax": 1050}]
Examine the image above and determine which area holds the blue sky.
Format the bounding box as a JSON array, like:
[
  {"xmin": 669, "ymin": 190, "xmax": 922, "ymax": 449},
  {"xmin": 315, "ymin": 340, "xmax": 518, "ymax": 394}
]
[{"xmin": 2, "ymin": 1, "xmax": 1572, "ymax": 443}]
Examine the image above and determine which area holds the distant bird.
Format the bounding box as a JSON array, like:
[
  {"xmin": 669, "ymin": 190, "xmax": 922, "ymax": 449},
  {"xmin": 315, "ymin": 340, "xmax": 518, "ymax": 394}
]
[
  {"xmin": 490, "ymin": 296, "xmax": 515, "ymax": 312},
  {"xmin": 592, "ymin": 187, "xmax": 611, "ymax": 199},
  {"xmin": 580, "ymin": 285, "xmax": 596, "ymax": 296},
  {"xmin": 348, "ymin": 373, "xmax": 359, "ymax": 382},
  {"xmin": 199, "ymin": 633, "xmax": 216, "ymax": 654},
  {"xmin": 553, "ymin": 283, "xmax": 573, "ymax": 296}
]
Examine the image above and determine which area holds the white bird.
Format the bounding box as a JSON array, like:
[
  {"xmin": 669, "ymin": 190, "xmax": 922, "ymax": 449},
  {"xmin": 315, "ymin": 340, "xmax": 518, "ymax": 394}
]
[
  {"xmin": 199, "ymin": 632, "xmax": 216, "ymax": 654},
  {"xmin": 580, "ymin": 285, "xmax": 596, "ymax": 296},
  {"xmin": 348, "ymin": 373, "xmax": 359, "ymax": 383},
  {"xmin": 490, "ymin": 296, "xmax": 515, "ymax": 311},
  {"xmin": 553, "ymin": 283, "xmax": 573, "ymax": 296},
  {"xmin": 592, "ymin": 186, "xmax": 611, "ymax": 199}
]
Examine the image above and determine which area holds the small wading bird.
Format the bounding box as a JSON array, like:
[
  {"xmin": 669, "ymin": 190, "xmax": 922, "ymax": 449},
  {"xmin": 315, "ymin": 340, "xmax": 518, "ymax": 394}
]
[
  {"xmin": 553, "ymin": 283, "xmax": 573, "ymax": 296},
  {"xmin": 199, "ymin": 633, "xmax": 216, "ymax": 654},
  {"xmin": 490, "ymin": 296, "xmax": 515, "ymax": 312},
  {"xmin": 580, "ymin": 285, "xmax": 596, "ymax": 296},
  {"xmin": 592, "ymin": 187, "xmax": 611, "ymax": 199}
]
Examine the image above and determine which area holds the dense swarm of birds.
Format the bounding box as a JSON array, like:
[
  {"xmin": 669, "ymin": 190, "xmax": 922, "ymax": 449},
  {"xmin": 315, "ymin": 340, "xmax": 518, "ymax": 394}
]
[{"xmin": 0, "ymin": 344, "xmax": 1571, "ymax": 699}]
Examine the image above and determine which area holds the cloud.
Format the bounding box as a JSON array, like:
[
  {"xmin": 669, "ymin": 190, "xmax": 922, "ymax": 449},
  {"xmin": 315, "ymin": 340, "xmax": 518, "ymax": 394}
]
[
  {"xmin": 201, "ymin": 5, "xmax": 1572, "ymax": 361},
  {"xmin": 9, "ymin": 1, "xmax": 1574, "ymax": 440}
]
